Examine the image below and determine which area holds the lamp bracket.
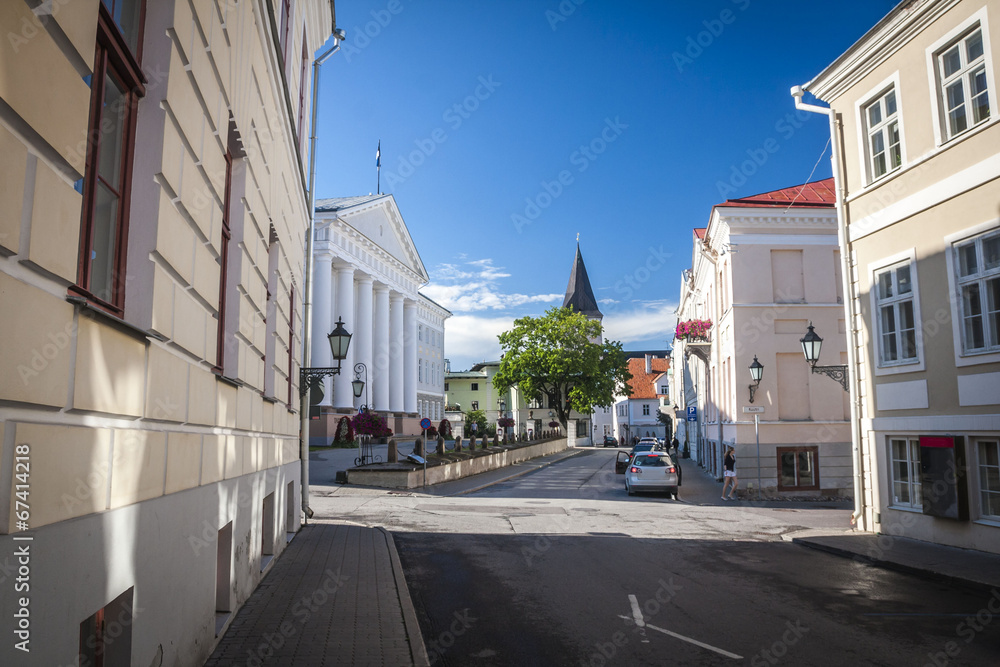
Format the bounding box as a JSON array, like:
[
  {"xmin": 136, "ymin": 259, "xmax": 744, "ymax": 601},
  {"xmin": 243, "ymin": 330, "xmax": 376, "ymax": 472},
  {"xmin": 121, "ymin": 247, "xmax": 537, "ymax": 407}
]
[
  {"xmin": 748, "ymin": 382, "xmax": 760, "ymax": 403},
  {"xmin": 810, "ymin": 364, "xmax": 849, "ymax": 392},
  {"xmin": 299, "ymin": 366, "xmax": 342, "ymax": 397}
]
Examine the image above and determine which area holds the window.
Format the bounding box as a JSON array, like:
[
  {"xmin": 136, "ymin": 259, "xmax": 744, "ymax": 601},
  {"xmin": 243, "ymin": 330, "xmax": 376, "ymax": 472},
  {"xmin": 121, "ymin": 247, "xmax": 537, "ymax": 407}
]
[
  {"xmin": 74, "ymin": 1, "xmax": 146, "ymax": 313},
  {"xmin": 444, "ymin": 382, "xmax": 449, "ymax": 391},
  {"xmin": 297, "ymin": 29, "xmax": 308, "ymax": 151},
  {"xmin": 471, "ymin": 383, "xmax": 479, "ymax": 391},
  {"xmin": 978, "ymin": 439, "xmax": 1000, "ymax": 519},
  {"xmin": 937, "ymin": 27, "xmax": 990, "ymax": 139},
  {"xmin": 864, "ymin": 87, "xmax": 901, "ymax": 180},
  {"xmin": 659, "ymin": 384, "xmax": 668, "ymax": 394},
  {"xmin": 418, "ymin": 325, "xmax": 423, "ymax": 341},
  {"xmin": 418, "ymin": 359, "xmax": 423, "ymax": 383},
  {"xmin": 776, "ymin": 446, "xmax": 819, "ymax": 491},
  {"xmin": 287, "ymin": 286, "xmax": 295, "ymax": 405},
  {"xmin": 874, "ymin": 262, "xmax": 917, "ymax": 365},
  {"xmin": 214, "ymin": 150, "xmax": 234, "ymax": 373},
  {"xmin": 889, "ymin": 437, "xmax": 922, "ymax": 509},
  {"xmin": 80, "ymin": 587, "xmax": 134, "ymax": 666},
  {"xmin": 471, "ymin": 401, "xmax": 478, "ymax": 410},
  {"xmin": 642, "ymin": 404, "xmax": 650, "ymax": 416},
  {"xmin": 955, "ymin": 230, "xmax": 1000, "ymax": 353}
]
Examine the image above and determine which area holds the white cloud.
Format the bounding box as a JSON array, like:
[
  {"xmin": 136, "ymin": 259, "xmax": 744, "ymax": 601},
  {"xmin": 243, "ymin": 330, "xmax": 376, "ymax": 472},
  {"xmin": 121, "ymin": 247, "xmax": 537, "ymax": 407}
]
[
  {"xmin": 424, "ymin": 258, "xmax": 561, "ymax": 313},
  {"xmin": 602, "ymin": 301, "xmax": 678, "ymax": 345},
  {"xmin": 443, "ymin": 314, "xmax": 514, "ymax": 371}
]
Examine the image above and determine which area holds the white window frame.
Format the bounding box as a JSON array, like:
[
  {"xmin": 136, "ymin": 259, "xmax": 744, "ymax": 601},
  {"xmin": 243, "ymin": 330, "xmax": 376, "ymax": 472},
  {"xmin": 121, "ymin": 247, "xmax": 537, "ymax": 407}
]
[
  {"xmin": 888, "ymin": 436, "xmax": 922, "ymax": 511},
  {"xmin": 974, "ymin": 437, "xmax": 1000, "ymax": 524},
  {"xmin": 857, "ymin": 75, "xmax": 904, "ymax": 184},
  {"xmin": 642, "ymin": 404, "xmax": 650, "ymax": 416},
  {"xmin": 926, "ymin": 8, "xmax": 996, "ymax": 147},
  {"xmin": 944, "ymin": 220, "xmax": 1000, "ymax": 366},
  {"xmin": 868, "ymin": 249, "xmax": 925, "ymax": 376}
]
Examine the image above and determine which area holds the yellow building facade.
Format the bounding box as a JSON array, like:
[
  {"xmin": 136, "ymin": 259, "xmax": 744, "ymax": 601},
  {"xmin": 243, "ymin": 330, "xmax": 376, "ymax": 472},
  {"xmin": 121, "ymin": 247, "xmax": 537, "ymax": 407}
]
[
  {"xmin": 0, "ymin": 0, "xmax": 335, "ymax": 663},
  {"xmin": 802, "ymin": 0, "xmax": 999, "ymax": 552}
]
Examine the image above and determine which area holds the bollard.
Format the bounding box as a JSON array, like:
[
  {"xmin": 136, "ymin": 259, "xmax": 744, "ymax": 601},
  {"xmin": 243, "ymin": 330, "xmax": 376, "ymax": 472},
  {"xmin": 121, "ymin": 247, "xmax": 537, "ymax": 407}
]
[
  {"xmin": 455, "ymin": 435, "xmax": 463, "ymax": 452},
  {"xmin": 437, "ymin": 435, "xmax": 445, "ymax": 456},
  {"xmin": 388, "ymin": 438, "xmax": 398, "ymax": 463},
  {"xmin": 470, "ymin": 435, "xmax": 477, "ymax": 449},
  {"xmin": 493, "ymin": 433, "xmax": 499, "ymax": 447}
]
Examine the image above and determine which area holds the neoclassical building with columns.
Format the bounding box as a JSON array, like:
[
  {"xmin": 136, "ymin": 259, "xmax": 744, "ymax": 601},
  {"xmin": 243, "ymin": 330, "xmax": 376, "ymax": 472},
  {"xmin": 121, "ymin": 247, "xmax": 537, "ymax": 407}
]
[{"xmin": 310, "ymin": 194, "xmax": 448, "ymax": 440}]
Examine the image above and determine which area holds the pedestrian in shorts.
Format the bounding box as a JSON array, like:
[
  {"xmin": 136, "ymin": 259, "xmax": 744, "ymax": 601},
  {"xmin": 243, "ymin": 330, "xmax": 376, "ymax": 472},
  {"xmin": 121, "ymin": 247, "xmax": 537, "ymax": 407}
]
[{"xmin": 722, "ymin": 446, "xmax": 738, "ymax": 500}]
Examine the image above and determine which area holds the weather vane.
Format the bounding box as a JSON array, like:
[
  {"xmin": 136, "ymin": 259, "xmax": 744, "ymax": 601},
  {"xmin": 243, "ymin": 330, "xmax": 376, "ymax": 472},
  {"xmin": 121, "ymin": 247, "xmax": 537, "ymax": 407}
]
[{"xmin": 576, "ymin": 232, "xmax": 580, "ymax": 242}]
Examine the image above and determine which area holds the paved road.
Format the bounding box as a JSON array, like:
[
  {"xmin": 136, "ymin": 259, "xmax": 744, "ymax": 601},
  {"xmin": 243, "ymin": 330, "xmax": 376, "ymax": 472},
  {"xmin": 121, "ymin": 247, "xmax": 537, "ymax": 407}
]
[{"xmin": 309, "ymin": 449, "xmax": 999, "ymax": 666}]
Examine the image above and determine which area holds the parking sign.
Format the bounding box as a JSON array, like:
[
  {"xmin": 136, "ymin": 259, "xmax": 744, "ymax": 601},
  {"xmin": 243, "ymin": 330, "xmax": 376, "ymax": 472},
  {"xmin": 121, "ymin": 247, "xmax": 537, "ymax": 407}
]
[{"xmin": 686, "ymin": 406, "xmax": 697, "ymax": 422}]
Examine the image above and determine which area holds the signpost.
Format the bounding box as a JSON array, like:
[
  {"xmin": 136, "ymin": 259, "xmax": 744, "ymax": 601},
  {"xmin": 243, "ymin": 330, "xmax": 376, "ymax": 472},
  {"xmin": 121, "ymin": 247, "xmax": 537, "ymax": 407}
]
[
  {"xmin": 742, "ymin": 406, "xmax": 764, "ymax": 500},
  {"xmin": 420, "ymin": 417, "xmax": 431, "ymax": 487},
  {"xmin": 686, "ymin": 406, "xmax": 697, "ymax": 422}
]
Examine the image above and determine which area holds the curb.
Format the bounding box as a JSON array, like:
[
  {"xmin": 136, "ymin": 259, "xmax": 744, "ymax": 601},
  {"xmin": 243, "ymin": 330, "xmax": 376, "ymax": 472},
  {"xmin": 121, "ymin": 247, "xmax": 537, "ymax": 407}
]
[
  {"xmin": 790, "ymin": 537, "xmax": 995, "ymax": 594},
  {"xmin": 444, "ymin": 448, "xmax": 586, "ymax": 496},
  {"xmin": 379, "ymin": 526, "xmax": 431, "ymax": 667}
]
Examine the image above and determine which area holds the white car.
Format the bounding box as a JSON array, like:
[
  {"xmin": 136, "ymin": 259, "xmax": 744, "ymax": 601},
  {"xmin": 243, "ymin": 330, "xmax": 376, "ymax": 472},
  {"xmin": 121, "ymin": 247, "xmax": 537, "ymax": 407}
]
[{"xmin": 625, "ymin": 451, "xmax": 679, "ymax": 499}]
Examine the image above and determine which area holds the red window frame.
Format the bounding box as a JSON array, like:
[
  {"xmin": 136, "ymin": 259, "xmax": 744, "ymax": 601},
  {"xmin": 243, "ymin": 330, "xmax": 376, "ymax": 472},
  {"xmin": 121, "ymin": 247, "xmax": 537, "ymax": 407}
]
[
  {"xmin": 297, "ymin": 28, "xmax": 309, "ymax": 148},
  {"xmin": 776, "ymin": 446, "xmax": 821, "ymax": 492},
  {"xmin": 287, "ymin": 286, "xmax": 295, "ymax": 406},
  {"xmin": 73, "ymin": 2, "xmax": 146, "ymax": 314},
  {"xmin": 215, "ymin": 151, "xmax": 234, "ymax": 374}
]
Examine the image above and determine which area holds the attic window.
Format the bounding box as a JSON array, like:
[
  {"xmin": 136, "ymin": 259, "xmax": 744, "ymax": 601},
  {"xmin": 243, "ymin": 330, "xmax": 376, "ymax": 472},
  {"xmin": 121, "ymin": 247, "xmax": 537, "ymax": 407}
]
[{"xmin": 380, "ymin": 224, "xmax": 384, "ymax": 236}]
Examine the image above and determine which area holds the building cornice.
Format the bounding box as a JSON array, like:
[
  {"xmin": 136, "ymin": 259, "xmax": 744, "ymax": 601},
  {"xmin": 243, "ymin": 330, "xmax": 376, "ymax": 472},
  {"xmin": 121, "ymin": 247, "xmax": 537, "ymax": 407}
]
[{"xmin": 805, "ymin": 0, "xmax": 961, "ymax": 102}]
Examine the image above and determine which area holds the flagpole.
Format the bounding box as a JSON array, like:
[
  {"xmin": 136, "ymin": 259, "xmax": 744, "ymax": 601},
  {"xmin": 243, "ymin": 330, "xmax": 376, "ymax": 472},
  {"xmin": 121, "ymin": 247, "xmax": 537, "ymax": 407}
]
[{"xmin": 376, "ymin": 140, "xmax": 381, "ymax": 194}]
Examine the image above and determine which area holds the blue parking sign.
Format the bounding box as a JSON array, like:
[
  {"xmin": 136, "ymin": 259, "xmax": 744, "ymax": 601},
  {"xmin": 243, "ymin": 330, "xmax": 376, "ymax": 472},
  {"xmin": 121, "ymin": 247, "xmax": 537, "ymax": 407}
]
[{"xmin": 686, "ymin": 406, "xmax": 697, "ymax": 421}]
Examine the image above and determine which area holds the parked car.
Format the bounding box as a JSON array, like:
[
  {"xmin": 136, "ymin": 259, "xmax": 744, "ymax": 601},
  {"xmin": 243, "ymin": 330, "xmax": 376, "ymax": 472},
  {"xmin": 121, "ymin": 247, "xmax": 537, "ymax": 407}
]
[
  {"xmin": 624, "ymin": 452, "xmax": 679, "ymax": 498},
  {"xmin": 603, "ymin": 435, "xmax": 618, "ymax": 447},
  {"xmin": 629, "ymin": 443, "xmax": 656, "ymax": 457},
  {"xmin": 638, "ymin": 437, "xmax": 662, "ymax": 450}
]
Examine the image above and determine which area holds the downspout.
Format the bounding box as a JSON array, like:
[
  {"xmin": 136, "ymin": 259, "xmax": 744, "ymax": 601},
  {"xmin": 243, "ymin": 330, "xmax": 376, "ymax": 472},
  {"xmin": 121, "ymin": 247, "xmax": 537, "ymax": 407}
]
[
  {"xmin": 791, "ymin": 86, "xmax": 865, "ymax": 529},
  {"xmin": 299, "ymin": 30, "xmax": 343, "ymax": 525},
  {"xmin": 697, "ymin": 242, "xmax": 724, "ymax": 478}
]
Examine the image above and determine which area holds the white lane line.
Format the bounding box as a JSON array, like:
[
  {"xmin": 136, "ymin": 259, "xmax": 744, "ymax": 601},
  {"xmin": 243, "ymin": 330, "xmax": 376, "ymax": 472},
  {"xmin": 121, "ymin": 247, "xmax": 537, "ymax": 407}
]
[
  {"xmin": 645, "ymin": 623, "xmax": 743, "ymax": 660},
  {"xmin": 628, "ymin": 594, "xmax": 645, "ymax": 627}
]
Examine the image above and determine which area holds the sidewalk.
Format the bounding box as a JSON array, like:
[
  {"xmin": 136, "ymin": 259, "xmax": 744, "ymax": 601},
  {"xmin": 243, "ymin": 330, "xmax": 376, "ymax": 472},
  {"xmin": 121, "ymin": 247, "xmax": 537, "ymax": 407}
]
[{"xmin": 204, "ymin": 522, "xmax": 429, "ymax": 667}]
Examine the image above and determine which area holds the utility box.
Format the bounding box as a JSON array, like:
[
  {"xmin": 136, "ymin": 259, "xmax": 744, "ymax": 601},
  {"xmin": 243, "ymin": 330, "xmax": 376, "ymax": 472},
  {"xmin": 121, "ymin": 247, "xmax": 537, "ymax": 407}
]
[{"xmin": 919, "ymin": 436, "xmax": 968, "ymax": 521}]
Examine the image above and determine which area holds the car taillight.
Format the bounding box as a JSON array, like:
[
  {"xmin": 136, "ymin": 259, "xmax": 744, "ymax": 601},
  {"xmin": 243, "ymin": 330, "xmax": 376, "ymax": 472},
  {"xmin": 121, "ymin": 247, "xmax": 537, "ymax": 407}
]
[
  {"xmin": 668, "ymin": 466, "xmax": 676, "ymax": 473},
  {"xmin": 629, "ymin": 466, "xmax": 640, "ymax": 474}
]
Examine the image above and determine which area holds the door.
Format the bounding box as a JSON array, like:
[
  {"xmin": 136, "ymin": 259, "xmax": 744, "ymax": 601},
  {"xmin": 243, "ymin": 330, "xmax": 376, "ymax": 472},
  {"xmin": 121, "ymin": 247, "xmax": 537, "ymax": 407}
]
[{"xmin": 615, "ymin": 451, "xmax": 630, "ymax": 474}]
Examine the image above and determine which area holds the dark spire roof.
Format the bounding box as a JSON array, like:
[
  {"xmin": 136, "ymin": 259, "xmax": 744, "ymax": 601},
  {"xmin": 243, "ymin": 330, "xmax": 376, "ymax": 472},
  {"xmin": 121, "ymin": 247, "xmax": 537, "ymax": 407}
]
[{"xmin": 562, "ymin": 243, "xmax": 602, "ymax": 319}]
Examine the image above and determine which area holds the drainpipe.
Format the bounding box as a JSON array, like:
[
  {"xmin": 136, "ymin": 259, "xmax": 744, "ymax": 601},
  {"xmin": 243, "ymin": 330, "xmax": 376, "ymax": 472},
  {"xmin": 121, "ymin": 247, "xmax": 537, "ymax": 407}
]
[
  {"xmin": 791, "ymin": 86, "xmax": 865, "ymax": 529},
  {"xmin": 299, "ymin": 30, "xmax": 343, "ymax": 525}
]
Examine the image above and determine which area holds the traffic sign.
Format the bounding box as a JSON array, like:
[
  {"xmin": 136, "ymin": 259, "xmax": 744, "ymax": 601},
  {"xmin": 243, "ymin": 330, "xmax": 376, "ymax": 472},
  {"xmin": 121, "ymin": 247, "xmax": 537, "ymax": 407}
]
[
  {"xmin": 420, "ymin": 418, "xmax": 431, "ymax": 430},
  {"xmin": 686, "ymin": 406, "xmax": 697, "ymax": 422},
  {"xmin": 742, "ymin": 406, "xmax": 765, "ymax": 414}
]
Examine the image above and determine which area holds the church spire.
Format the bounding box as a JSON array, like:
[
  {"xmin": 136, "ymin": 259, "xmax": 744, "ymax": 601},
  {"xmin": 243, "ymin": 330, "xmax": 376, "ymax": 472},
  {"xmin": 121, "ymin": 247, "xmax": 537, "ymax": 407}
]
[{"xmin": 562, "ymin": 242, "xmax": 602, "ymax": 320}]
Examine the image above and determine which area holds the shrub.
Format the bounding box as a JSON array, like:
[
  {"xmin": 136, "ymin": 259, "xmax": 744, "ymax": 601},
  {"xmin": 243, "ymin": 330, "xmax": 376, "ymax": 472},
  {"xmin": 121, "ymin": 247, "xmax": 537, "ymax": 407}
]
[{"xmin": 333, "ymin": 416, "xmax": 354, "ymax": 444}]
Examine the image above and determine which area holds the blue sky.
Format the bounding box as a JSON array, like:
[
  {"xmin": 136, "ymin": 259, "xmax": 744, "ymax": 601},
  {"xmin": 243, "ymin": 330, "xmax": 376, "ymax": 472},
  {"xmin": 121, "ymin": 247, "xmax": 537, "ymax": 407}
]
[{"xmin": 314, "ymin": 0, "xmax": 897, "ymax": 371}]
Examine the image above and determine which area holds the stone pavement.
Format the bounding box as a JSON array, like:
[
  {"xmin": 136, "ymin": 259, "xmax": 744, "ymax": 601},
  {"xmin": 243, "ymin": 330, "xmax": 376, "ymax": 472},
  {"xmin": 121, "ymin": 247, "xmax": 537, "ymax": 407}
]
[{"xmin": 204, "ymin": 522, "xmax": 429, "ymax": 667}]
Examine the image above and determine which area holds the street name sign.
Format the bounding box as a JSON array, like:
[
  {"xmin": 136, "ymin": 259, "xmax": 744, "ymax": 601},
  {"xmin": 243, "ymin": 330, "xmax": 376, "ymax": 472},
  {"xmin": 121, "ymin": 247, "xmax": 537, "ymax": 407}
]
[{"xmin": 742, "ymin": 406, "xmax": 765, "ymax": 414}]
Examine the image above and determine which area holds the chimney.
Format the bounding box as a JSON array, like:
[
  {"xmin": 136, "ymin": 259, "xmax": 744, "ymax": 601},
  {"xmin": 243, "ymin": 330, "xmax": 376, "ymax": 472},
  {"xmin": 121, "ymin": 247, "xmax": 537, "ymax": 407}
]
[{"xmin": 645, "ymin": 354, "xmax": 652, "ymax": 374}]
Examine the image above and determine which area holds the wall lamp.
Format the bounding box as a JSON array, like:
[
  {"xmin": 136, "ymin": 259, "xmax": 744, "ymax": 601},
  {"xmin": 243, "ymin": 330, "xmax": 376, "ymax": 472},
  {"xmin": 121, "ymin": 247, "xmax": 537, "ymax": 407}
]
[
  {"xmin": 748, "ymin": 355, "xmax": 763, "ymax": 403},
  {"xmin": 800, "ymin": 322, "xmax": 849, "ymax": 392},
  {"xmin": 299, "ymin": 316, "xmax": 352, "ymax": 397}
]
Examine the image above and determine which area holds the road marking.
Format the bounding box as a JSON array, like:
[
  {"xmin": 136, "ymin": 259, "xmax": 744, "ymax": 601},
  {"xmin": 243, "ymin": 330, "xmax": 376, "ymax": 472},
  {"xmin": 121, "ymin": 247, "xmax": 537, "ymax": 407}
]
[
  {"xmin": 628, "ymin": 594, "xmax": 645, "ymax": 627},
  {"xmin": 645, "ymin": 624, "xmax": 743, "ymax": 660},
  {"xmin": 862, "ymin": 613, "xmax": 974, "ymax": 617}
]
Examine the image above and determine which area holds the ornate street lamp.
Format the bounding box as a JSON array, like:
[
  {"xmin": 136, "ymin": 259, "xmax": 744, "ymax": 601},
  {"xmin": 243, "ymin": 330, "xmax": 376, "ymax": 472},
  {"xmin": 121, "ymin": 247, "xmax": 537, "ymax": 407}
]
[
  {"xmin": 299, "ymin": 316, "xmax": 352, "ymax": 396},
  {"xmin": 748, "ymin": 355, "xmax": 764, "ymax": 403},
  {"xmin": 800, "ymin": 322, "xmax": 849, "ymax": 392},
  {"xmin": 352, "ymin": 362, "xmax": 369, "ymax": 412}
]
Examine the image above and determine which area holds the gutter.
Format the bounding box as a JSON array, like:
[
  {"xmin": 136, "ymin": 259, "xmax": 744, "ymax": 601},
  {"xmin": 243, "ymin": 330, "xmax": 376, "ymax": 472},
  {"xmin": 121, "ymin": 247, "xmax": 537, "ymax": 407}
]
[
  {"xmin": 299, "ymin": 29, "xmax": 344, "ymax": 525},
  {"xmin": 791, "ymin": 86, "xmax": 866, "ymax": 530}
]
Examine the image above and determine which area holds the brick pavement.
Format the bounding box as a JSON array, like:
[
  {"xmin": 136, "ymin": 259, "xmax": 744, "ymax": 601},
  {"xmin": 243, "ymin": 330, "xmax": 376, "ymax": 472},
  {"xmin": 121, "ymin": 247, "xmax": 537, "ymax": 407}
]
[{"xmin": 205, "ymin": 522, "xmax": 428, "ymax": 667}]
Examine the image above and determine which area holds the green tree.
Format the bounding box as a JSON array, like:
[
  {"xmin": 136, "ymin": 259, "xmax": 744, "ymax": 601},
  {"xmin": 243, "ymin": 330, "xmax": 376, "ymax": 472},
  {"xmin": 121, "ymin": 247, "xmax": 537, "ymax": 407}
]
[
  {"xmin": 464, "ymin": 409, "xmax": 487, "ymax": 436},
  {"xmin": 493, "ymin": 307, "xmax": 632, "ymax": 430}
]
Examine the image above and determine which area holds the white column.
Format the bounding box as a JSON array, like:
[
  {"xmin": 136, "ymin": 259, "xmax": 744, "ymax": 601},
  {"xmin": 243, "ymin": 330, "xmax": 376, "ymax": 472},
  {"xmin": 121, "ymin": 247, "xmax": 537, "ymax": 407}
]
[
  {"xmin": 373, "ymin": 284, "xmax": 390, "ymax": 411},
  {"xmin": 404, "ymin": 299, "xmax": 417, "ymax": 414},
  {"xmin": 389, "ymin": 292, "xmax": 405, "ymax": 412},
  {"xmin": 312, "ymin": 253, "xmax": 334, "ymax": 406},
  {"xmin": 334, "ymin": 265, "xmax": 355, "ymax": 410},
  {"xmin": 355, "ymin": 275, "xmax": 374, "ymax": 409}
]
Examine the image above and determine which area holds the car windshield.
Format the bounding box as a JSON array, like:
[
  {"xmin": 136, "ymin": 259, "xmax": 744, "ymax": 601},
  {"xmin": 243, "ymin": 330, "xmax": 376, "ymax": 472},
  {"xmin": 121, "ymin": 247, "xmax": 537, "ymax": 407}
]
[
  {"xmin": 635, "ymin": 454, "xmax": 669, "ymax": 467},
  {"xmin": 633, "ymin": 444, "xmax": 654, "ymax": 452}
]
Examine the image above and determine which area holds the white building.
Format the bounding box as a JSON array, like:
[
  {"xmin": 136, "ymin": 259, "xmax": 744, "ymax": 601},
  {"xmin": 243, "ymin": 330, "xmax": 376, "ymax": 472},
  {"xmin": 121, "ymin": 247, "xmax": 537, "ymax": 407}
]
[
  {"xmin": 417, "ymin": 294, "xmax": 450, "ymax": 421},
  {"xmin": 311, "ymin": 194, "xmax": 440, "ymax": 439},
  {"xmin": 612, "ymin": 354, "xmax": 672, "ymax": 444}
]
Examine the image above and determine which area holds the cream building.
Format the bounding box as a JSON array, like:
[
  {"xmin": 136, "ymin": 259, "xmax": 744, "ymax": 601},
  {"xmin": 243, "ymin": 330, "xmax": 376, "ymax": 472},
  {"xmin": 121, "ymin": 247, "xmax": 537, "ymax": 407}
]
[
  {"xmin": 310, "ymin": 194, "xmax": 443, "ymax": 438},
  {"xmin": 0, "ymin": 1, "xmax": 335, "ymax": 663},
  {"xmin": 672, "ymin": 181, "xmax": 853, "ymax": 496},
  {"xmin": 799, "ymin": 0, "xmax": 999, "ymax": 551}
]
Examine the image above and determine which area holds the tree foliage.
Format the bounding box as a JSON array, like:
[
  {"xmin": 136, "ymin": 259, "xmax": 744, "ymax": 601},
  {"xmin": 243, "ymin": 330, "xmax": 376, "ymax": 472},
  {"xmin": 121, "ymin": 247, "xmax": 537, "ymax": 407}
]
[
  {"xmin": 464, "ymin": 409, "xmax": 487, "ymax": 436},
  {"xmin": 493, "ymin": 307, "xmax": 632, "ymax": 429}
]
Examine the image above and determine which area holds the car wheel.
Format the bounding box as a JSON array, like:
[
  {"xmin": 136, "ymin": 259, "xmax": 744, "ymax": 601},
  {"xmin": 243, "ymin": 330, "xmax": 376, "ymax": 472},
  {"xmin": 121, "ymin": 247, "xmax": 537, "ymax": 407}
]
[
  {"xmin": 667, "ymin": 487, "xmax": 678, "ymax": 499},
  {"xmin": 626, "ymin": 480, "xmax": 634, "ymax": 496}
]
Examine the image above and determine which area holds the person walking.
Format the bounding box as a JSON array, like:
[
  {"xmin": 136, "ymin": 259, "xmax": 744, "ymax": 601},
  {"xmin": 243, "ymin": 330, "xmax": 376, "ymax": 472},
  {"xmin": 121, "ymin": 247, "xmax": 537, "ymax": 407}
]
[{"xmin": 722, "ymin": 446, "xmax": 738, "ymax": 500}]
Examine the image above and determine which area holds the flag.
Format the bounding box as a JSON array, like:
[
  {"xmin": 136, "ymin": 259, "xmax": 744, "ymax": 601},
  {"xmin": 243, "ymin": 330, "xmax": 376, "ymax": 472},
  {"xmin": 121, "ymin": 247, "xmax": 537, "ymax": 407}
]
[{"xmin": 376, "ymin": 140, "xmax": 380, "ymax": 168}]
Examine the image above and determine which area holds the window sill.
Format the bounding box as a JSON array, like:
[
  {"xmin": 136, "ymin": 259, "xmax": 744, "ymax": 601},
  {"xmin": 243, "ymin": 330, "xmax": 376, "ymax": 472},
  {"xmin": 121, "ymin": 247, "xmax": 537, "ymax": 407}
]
[
  {"xmin": 263, "ymin": 395, "xmax": 279, "ymax": 404},
  {"xmin": 973, "ymin": 518, "xmax": 1000, "ymax": 529},
  {"xmin": 67, "ymin": 296, "xmax": 162, "ymax": 344},
  {"xmin": 886, "ymin": 504, "xmax": 923, "ymax": 514},
  {"xmin": 215, "ymin": 373, "xmax": 242, "ymax": 389},
  {"xmin": 874, "ymin": 358, "xmax": 925, "ymax": 376}
]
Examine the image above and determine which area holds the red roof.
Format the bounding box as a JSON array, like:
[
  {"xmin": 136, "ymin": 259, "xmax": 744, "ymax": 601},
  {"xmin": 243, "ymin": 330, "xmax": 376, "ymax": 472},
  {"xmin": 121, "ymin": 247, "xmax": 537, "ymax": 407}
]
[
  {"xmin": 693, "ymin": 228, "xmax": 706, "ymax": 239},
  {"xmin": 716, "ymin": 178, "xmax": 835, "ymax": 209},
  {"xmin": 627, "ymin": 357, "xmax": 670, "ymax": 400}
]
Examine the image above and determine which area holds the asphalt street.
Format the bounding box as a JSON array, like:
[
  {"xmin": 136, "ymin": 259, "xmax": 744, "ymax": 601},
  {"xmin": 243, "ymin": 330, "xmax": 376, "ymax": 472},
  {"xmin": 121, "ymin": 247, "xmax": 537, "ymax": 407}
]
[{"xmin": 311, "ymin": 448, "xmax": 1000, "ymax": 666}]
